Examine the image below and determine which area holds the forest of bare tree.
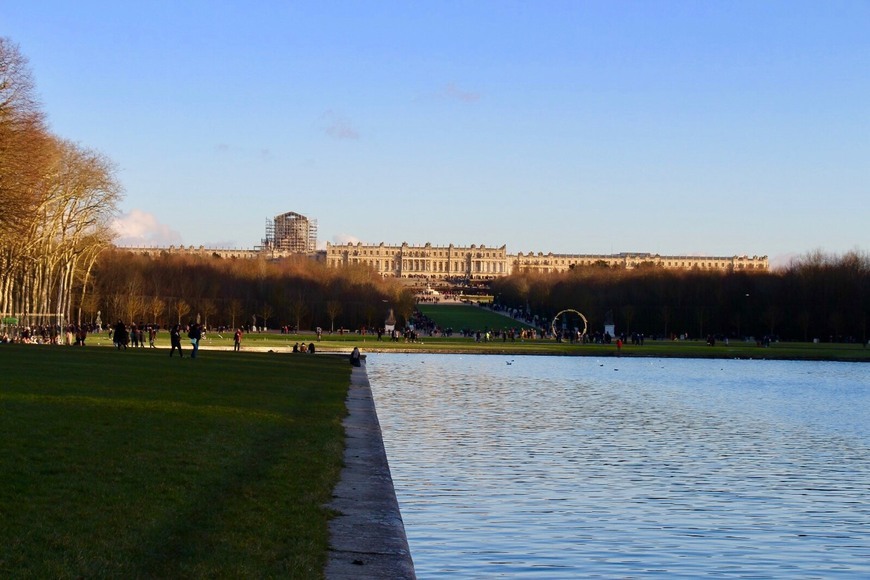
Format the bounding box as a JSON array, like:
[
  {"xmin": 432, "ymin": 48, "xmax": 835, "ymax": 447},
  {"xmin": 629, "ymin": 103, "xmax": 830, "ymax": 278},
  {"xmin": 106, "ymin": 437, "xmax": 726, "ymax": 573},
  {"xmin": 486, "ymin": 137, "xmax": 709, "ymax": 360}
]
[
  {"xmin": 492, "ymin": 250, "xmax": 870, "ymax": 343},
  {"xmin": 89, "ymin": 250, "xmax": 416, "ymax": 333}
]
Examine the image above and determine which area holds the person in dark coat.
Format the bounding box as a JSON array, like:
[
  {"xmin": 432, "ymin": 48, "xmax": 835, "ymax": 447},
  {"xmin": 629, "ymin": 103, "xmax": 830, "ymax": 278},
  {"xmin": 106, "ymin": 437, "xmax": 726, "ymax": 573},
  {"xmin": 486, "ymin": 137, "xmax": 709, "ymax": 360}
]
[
  {"xmin": 113, "ymin": 320, "xmax": 127, "ymax": 350},
  {"xmin": 349, "ymin": 346, "xmax": 361, "ymax": 367},
  {"xmin": 169, "ymin": 324, "xmax": 183, "ymax": 358},
  {"xmin": 188, "ymin": 322, "xmax": 202, "ymax": 358}
]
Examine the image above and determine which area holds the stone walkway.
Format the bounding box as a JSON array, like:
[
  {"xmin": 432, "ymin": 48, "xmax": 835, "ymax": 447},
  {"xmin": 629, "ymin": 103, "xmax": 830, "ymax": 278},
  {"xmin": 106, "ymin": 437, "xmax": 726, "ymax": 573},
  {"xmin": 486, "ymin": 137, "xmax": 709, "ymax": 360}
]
[{"xmin": 325, "ymin": 361, "xmax": 416, "ymax": 579}]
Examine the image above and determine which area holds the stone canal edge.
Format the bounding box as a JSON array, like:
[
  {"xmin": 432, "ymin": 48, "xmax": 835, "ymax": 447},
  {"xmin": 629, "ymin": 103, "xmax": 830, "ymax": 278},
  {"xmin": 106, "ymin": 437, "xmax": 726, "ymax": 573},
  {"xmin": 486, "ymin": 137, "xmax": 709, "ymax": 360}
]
[{"xmin": 325, "ymin": 361, "xmax": 417, "ymax": 579}]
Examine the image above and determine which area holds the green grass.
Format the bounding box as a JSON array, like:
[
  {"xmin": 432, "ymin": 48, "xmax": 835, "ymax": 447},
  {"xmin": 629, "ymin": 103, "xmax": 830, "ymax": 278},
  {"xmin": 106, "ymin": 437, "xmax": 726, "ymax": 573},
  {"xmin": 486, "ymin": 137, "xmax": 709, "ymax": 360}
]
[
  {"xmin": 77, "ymin": 318, "xmax": 870, "ymax": 360},
  {"xmin": 416, "ymin": 303, "xmax": 536, "ymax": 332},
  {"xmin": 0, "ymin": 345, "xmax": 350, "ymax": 578},
  {"xmin": 227, "ymin": 331, "xmax": 867, "ymax": 361}
]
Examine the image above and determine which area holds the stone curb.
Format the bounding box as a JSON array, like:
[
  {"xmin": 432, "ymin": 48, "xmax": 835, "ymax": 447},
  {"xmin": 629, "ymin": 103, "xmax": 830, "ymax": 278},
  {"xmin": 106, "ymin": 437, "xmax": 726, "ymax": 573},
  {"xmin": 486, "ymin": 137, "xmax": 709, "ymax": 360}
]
[{"xmin": 325, "ymin": 361, "xmax": 416, "ymax": 579}]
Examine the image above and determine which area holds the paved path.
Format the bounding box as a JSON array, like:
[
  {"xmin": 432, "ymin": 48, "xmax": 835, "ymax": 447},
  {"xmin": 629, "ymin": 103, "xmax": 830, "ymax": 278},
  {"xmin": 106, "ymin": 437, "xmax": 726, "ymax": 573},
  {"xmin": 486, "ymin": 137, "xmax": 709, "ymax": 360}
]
[{"xmin": 325, "ymin": 361, "xmax": 416, "ymax": 579}]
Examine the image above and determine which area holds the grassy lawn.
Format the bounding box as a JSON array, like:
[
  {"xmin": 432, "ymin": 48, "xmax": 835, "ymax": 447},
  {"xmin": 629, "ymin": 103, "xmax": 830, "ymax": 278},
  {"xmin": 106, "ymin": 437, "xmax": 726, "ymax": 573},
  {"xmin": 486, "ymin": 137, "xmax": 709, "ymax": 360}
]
[
  {"xmin": 0, "ymin": 345, "xmax": 349, "ymax": 578},
  {"xmin": 75, "ymin": 317, "xmax": 869, "ymax": 360},
  {"xmin": 416, "ymin": 303, "xmax": 536, "ymax": 332}
]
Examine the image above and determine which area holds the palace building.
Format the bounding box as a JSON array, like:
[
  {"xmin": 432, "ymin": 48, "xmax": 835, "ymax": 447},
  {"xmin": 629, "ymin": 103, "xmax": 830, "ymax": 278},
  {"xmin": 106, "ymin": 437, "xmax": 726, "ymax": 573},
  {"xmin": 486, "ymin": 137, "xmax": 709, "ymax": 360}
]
[
  {"xmin": 326, "ymin": 242, "xmax": 510, "ymax": 279},
  {"xmin": 325, "ymin": 242, "xmax": 768, "ymax": 279},
  {"xmin": 118, "ymin": 210, "xmax": 769, "ymax": 276},
  {"xmin": 511, "ymin": 251, "xmax": 768, "ymax": 274}
]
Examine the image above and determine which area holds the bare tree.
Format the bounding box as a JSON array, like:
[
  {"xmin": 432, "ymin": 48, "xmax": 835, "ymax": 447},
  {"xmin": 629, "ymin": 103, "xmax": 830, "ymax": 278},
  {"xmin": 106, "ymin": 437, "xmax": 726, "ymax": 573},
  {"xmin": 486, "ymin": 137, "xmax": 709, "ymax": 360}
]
[
  {"xmin": 200, "ymin": 298, "xmax": 217, "ymax": 329},
  {"xmin": 149, "ymin": 296, "xmax": 167, "ymax": 326},
  {"xmin": 0, "ymin": 38, "xmax": 50, "ymax": 239},
  {"xmin": 174, "ymin": 299, "xmax": 191, "ymax": 325},
  {"xmin": 227, "ymin": 298, "xmax": 242, "ymax": 329},
  {"xmin": 261, "ymin": 302, "xmax": 273, "ymax": 330},
  {"xmin": 290, "ymin": 293, "xmax": 308, "ymax": 332},
  {"xmin": 621, "ymin": 304, "xmax": 635, "ymax": 336},
  {"xmin": 325, "ymin": 300, "xmax": 343, "ymax": 332}
]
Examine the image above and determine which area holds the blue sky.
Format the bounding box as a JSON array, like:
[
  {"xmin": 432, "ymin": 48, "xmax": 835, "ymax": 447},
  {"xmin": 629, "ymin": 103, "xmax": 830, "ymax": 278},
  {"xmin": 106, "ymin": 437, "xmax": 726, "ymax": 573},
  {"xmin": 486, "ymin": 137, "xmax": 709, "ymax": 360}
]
[{"xmin": 5, "ymin": 1, "xmax": 868, "ymax": 267}]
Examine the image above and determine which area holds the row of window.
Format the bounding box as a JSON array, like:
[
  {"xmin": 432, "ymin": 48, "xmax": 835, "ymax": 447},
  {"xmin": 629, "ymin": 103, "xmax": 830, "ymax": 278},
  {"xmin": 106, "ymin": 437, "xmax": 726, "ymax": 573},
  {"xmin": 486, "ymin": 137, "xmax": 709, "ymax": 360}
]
[
  {"xmin": 330, "ymin": 257, "xmax": 764, "ymax": 273},
  {"xmin": 329, "ymin": 249, "xmax": 504, "ymax": 259},
  {"xmin": 330, "ymin": 257, "xmax": 507, "ymax": 273}
]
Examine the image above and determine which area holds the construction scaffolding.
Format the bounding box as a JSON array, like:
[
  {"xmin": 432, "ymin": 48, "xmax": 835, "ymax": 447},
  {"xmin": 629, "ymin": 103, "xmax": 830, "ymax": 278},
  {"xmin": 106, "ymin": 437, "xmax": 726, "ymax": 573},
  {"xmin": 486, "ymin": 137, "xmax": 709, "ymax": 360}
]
[{"xmin": 257, "ymin": 212, "xmax": 317, "ymax": 254}]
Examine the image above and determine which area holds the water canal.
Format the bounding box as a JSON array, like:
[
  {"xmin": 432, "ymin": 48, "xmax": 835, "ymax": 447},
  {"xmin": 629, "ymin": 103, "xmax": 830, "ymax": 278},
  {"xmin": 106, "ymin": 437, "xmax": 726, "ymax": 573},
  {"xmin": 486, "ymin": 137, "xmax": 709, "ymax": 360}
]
[{"xmin": 368, "ymin": 354, "xmax": 870, "ymax": 578}]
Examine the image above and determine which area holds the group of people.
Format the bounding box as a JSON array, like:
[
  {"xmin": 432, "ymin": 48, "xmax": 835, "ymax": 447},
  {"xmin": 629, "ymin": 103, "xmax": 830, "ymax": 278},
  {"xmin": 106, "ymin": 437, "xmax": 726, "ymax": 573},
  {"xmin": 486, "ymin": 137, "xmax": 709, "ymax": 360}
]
[
  {"xmin": 1, "ymin": 323, "xmax": 102, "ymax": 345},
  {"xmin": 3, "ymin": 320, "xmax": 368, "ymax": 367},
  {"xmin": 111, "ymin": 321, "xmax": 159, "ymax": 349},
  {"xmin": 292, "ymin": 342, "xmax": 316, "ymax": 353},
  {"xmin": 167, "ymin": 322, "xmax": 203, "ymax": 358},
  {"xmin": 110, "ymin": 320, "xmax": 204, "ymax": 358}
]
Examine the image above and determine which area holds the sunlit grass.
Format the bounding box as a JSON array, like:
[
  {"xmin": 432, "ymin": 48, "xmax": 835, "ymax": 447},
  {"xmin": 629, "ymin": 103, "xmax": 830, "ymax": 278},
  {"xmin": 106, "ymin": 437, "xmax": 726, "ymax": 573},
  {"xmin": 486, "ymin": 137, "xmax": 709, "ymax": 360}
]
[{"xmin": 0, "ymin": 345, "xmax": 349, "ymax": 578}]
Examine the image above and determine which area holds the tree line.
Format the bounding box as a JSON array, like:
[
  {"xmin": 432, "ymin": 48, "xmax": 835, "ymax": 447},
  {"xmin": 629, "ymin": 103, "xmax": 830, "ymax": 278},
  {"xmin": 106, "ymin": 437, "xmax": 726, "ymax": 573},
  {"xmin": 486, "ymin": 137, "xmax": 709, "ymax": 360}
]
[
  {"xmin": 1, "ymin": 38, "xmax": 121, "ymax": 328},
  {"xmin": 491, "ymin": 250, "xmax": 869, "ymax": 343},
  {"xmin": 90, "ymin": 250, "xmax": 416, "ymax": 333}
]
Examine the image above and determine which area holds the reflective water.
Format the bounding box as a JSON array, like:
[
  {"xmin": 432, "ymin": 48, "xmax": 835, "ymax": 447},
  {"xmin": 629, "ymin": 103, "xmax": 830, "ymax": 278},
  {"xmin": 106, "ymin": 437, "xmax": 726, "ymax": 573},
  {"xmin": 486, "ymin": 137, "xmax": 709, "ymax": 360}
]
[{"xmin": 368, "ymin": 355, "xmax": 870, "ymax": 578}]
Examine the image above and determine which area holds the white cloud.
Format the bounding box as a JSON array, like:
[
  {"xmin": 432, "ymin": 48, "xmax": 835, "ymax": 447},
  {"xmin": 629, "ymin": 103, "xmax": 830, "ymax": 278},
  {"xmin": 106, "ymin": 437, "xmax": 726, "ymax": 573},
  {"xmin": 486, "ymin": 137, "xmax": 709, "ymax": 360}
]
[{"xmin": 112, "ymin": 209, "xmax": 183, "ymax": 247}]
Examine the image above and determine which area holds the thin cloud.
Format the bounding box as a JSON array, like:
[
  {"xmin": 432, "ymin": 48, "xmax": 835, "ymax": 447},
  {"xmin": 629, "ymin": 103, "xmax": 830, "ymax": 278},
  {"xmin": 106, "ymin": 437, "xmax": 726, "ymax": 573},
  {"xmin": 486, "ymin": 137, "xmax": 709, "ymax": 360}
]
[
  {"xmin": 443, "ymin": 82, "xmax": 481, "ymax": 103},
  {"xmin": 111, "ymin": 209, "xmax": 182, "ymax": 247},
  {"xmin": 322, "ymin": 110, "xmax": 360, "ymax": 140},
  {"xmin": 770, "ymin": 253, "xmax": 799, "ymax": 272},
  {"xmin": 215, "ymin": 143, "xmax": 272, "ymax": 161},
  {"xmin": 203, "ymin": 239, "xmax": 241, "ymax": 249},
  {"xmin": 332, "ymin": 234, "xmax": 362, "ymax": 246}
]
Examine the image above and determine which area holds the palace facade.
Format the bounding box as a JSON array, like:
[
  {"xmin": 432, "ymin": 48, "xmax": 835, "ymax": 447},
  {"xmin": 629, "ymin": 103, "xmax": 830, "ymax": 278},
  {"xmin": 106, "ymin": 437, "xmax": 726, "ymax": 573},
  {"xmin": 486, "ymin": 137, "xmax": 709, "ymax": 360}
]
[
  {"xmin": 119, "ymin": 241, "xmax": 768, "ymax": 277},
  {"xmin": 326, "ymin": 242, "xmax": 768, "ymax": 279},
  {"xmin": 326, "ymin": 242, "xmax": 510, "ymax": 279},
  {"xmin": 117, "ymin": 210, "xmax": 768, "ymax": 276}
]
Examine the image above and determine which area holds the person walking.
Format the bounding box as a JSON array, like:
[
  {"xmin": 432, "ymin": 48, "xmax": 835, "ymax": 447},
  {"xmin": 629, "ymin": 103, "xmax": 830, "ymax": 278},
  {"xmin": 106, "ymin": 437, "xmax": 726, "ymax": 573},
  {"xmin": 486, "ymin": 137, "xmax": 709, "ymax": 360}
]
[
  {"xmin": 169, "ymin": 324, "xmax": 183, "ymax": 358},
  {"xmin": 188, "ymin": 322, "xmax": 202, "ymax": 358},
  {"xmin": 233, "ymin": 328, "xmax": 242, "ymax": 352}
]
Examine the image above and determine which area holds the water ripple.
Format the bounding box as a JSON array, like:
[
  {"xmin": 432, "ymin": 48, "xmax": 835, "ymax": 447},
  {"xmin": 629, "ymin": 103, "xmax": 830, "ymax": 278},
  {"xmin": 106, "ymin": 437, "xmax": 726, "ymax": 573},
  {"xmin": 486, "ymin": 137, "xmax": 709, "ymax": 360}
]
[{"xmin": 369, "ymin": 355, "xmax": 870, "ymax": 578}]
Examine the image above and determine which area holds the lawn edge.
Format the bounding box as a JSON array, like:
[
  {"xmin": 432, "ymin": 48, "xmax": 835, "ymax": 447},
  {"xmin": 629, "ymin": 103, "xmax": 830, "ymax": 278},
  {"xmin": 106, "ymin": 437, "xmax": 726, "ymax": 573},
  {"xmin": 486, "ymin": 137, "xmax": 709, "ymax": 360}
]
[{"xmin": 325, "ymin": 359, "xmax": 416, "ymax": 579}]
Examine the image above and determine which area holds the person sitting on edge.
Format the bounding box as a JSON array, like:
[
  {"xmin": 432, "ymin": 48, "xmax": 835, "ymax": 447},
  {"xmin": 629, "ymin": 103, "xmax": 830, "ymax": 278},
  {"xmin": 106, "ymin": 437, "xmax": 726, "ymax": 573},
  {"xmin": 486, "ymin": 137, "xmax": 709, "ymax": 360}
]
[{"xmin": 350, "ymin": 346, "xmax": 361, "ymax": 367}]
